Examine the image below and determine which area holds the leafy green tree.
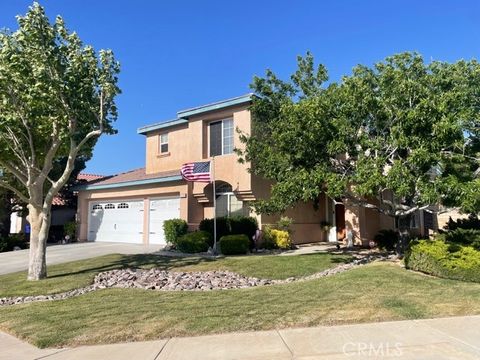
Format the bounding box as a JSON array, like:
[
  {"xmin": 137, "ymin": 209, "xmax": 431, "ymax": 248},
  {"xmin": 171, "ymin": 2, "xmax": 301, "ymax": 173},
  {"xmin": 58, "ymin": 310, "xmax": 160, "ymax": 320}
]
[
  {"xmin": 239, "ymin": 52, "xmax": 480, "ymax": 229},
  {"xmin": 0, "ymin": 3, "xmax": 120, "ymax": 280}
]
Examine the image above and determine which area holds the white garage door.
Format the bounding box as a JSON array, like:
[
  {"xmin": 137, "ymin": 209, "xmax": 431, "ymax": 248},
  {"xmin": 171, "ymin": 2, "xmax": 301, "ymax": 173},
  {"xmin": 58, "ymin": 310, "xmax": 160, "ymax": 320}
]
[
  {"xmin": 88, "ymin": 200, "xmax": 144, "ymax": 243},
  {"xmin": 148, "ymin": 197, "xmax": 181, "ymax": 245}
]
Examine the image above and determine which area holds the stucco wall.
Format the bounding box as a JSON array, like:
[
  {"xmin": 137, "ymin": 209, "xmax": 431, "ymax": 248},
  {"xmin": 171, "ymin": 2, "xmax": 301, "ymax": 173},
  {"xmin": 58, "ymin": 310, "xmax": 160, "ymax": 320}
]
[
  {"xmin": 251, "ymin": 177, "xmax": 328, "ymax": 244},
  {"xmin": 436, "ymin": 209, "xmax": 469, "ymax": 231},
  {"xmin": 145, "ymin": 104, "xmax": 253, "ymax": 195}
]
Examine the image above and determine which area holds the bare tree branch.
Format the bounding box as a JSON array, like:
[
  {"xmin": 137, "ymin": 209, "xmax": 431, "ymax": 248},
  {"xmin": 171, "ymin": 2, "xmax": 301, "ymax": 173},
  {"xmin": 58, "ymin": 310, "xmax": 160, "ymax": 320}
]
[{"xmin": 0, "ymin": 159, "xmax": 28, "ymax": 185}]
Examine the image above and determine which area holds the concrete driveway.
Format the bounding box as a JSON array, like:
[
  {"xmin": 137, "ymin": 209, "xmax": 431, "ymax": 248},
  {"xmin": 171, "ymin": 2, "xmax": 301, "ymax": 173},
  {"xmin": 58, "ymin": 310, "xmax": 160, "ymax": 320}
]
[{"xmin": 0, "ymin": 242, "xmax": 161, "ymax": 275}]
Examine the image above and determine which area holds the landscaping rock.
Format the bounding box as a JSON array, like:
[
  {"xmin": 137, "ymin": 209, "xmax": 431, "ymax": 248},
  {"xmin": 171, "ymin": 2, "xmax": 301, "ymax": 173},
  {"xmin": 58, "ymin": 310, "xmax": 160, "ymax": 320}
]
[{"xmin": 0, "ymin": 253, "xmax": 388, "ymax": 306}]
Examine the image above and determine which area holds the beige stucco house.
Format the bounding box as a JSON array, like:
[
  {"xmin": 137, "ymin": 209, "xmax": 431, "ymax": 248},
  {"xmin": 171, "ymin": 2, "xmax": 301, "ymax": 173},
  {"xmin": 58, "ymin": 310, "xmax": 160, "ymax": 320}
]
[{"xmin": 76, "ymin": 94, "xmax": 451, "ymax": 246}]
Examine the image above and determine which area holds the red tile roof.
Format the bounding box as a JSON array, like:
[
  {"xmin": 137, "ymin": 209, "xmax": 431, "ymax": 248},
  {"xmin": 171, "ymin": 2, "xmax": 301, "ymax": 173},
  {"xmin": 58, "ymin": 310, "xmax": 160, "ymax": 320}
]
[
  {"xmin": 86, "ymin": 167, "xmax": 180, "ymax": 187},
  {"xmin": 77, "ymin": 173, "xmax": 106, "ymax": 182},
  {"xmin": 52, "ymin": 173, "xmax": 107, "ymax": 206}
]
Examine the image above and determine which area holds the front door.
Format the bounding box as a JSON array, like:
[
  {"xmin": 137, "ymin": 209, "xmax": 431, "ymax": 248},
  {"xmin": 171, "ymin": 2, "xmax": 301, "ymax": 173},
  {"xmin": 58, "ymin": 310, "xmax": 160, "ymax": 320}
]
[{"xmin": 335, "ymin": 203, "xmax": 346, "ymax": 241}]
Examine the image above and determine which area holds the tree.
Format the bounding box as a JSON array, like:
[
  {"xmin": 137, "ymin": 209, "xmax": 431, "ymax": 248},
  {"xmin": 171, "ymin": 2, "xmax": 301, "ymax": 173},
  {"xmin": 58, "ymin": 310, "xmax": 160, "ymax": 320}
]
[
  {"xmin": 0, "ymin": 188, "xmax": 12, "ymax": 238},
  {"xmin": 239, "ymin": 52, "xmax": 480, "ymax": 230},
  {"xmin": 0, "ymin": 3, "xmax": 120, "ymax": 280}
]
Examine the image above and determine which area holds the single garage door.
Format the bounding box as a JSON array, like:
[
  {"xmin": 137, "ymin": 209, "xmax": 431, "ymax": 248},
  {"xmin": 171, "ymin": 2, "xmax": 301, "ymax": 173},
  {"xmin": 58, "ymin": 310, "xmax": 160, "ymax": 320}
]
[
  {"xmin": 148, "ymin": 197, "xmax": 181, "ymax": 244},
  {"xmin": 88, "ymin": 200, "xmax": 144, "ymax": 243}
]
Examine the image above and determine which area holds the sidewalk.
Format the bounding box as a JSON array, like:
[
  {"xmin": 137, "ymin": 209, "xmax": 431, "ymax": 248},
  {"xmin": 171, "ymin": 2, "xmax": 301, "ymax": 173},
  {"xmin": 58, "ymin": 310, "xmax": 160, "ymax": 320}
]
[{"xmin": 2, "ymin": 315, "xmax": 479, "ymax": 359}]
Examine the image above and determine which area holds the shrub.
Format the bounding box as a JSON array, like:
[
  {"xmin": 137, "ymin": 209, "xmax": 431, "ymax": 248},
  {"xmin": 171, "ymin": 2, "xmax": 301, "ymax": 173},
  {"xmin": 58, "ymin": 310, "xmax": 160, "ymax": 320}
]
[
  {"xmin": 199, "ymin": 217, "xmax": 231, "ymax": 241},
  {"xmin": 219, "ymin": 234, "xmax": 249, "ymax": 255},
  {"xmin": 262, "ymin": 226, "xmax": 277, "ymax": 249},
  {"xmin": 199, "ymin": 216, "xmax": 258, "ymax": 248},
  {"xmin": 405, "ymin": 239, "xmax": 480, "ymax": 282},
  {"xmin": 176, "ymin": 231, "xmax": 210, "ymax": 253},
  {"xmin": 444, "ymin": 214, "xmax": 480, "ymax": 231},
  {"xmin": 163, "ymin": 219, "xmax": 188, "ymax": 246},
  {"xmin": 263, "ymin": 227, "xmax": 292, "ymax": 250},
  {"xmin": 230, "ymin": 216, "xmax": 258, "ymax": 239},
  {"xmin": 0, "ymin": 234, "xmax": 28, "ymax": 253},
  {"xmin": 374, "ymin": 229, "xmax": 399, "ymax": 251},
  {"xmin": 64, "ymin": 221, "xmax": 77, "ymax": 240},
  {"xmin": 443, "ymin": 228, "xmax": 480, "ymax": 250},
  {"xmin": 276, "ymin": 216, "xmax": 293, "ymax": 233}
]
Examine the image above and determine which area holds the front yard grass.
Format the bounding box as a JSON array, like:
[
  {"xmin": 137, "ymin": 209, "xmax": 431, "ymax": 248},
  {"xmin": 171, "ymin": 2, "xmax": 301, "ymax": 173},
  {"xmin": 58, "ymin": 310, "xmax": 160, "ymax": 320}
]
[
  {"xmin": 1, "ymin": 262, "xmax": 480, "ymax": 348},
  {"xmin": 0, "ymin": 252, "xmax": 352, "ymax": 297}
]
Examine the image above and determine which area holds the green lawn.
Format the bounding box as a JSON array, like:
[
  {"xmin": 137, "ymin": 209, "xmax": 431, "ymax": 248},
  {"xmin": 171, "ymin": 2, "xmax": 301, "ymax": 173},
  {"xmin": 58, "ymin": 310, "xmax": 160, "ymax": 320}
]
[
  {"xmin": 0, "ymin": 252, "xmax": 352, "ymax": 297},
  {"xmin": 1, "ymin": 254, "xmax": 480, "ymax": 348}
]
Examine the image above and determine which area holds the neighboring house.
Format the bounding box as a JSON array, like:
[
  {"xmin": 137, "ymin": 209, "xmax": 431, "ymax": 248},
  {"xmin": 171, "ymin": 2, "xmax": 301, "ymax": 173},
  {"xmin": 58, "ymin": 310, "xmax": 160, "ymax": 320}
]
[
  {"xmin": 75, "ymin": 94, "xmax": 462, "ymax": 246},
  {"xmin": 10, "ymin": 173, "xmax": 105, "ymax": 241}
]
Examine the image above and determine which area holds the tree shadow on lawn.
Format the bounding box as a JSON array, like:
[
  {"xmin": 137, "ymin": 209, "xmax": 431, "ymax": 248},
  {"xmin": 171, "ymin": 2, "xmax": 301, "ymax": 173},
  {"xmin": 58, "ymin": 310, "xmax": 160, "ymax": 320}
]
[
  {"xmin": 46, "ymin": 254, "xmax": 213, "ymax": 279},
  {"xmin": 293, "ymin": 252, "xmax": 354, "ymax": 263},
  {"xmin": 45, "ymin": 251, "xmax": 355, "ymax": 280}
]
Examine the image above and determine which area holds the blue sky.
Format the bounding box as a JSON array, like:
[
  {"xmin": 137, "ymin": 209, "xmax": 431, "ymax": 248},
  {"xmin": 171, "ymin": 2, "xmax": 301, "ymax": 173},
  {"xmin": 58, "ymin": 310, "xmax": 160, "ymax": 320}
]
[{"xmin": 1, "ymin": 1, "xmax": 479, "ymax": 175}]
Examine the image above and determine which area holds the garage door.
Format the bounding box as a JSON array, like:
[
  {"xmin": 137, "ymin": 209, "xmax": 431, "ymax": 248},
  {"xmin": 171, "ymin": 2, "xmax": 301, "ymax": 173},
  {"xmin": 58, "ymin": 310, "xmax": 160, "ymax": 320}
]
[
  {"xmin": 148, "ymin": 197, "xmax": 181, "ymax": 244},
  {"xmin": 88, "ymin": 200, "xmax": 144, "ymax": 243}
]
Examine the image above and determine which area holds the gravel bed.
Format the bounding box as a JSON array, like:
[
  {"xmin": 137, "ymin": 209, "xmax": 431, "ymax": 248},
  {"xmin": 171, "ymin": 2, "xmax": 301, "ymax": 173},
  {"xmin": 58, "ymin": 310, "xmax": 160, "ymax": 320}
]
[{"xmin": 0, "ymin": 254, "xmax": 390, "ymax": 306}]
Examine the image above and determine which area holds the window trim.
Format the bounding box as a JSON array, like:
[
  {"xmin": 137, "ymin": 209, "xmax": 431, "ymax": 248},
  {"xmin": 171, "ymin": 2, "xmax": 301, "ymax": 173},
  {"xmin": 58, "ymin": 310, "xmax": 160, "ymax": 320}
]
[
  {"xmin": 215, "ymin": 186, "xmax": 246, "ymax": 217},
  {"xmin": 209, "ymin": 118, "xmax": 233, "ymax": 157},
  {"xmin": 158, "ymin": 133, "xmax": 169, "ymax": 155}
]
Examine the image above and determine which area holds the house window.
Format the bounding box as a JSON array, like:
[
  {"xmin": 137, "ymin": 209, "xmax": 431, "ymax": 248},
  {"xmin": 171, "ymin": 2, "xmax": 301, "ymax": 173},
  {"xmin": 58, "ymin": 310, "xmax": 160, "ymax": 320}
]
[
  {"xmin": 159, "ymin": 133, "xmax": 168, "ymax": 154},
  {"xmin": 395, "ymin": 211, "xmax": 419, "ymax": 229},
  {"xmin": 214, "ymin": 182, "xmax": 248, "ymax": 217},
  {"xmin": 92, "ymin": 204, "xmax": 103, "ymax": 210},
  {"xmin": 104, "ymin": 204, "xmax": 115, "ymax": 209},
  {"xmin": 117, "ymin": 203, "xmax": 129, "ymax": 209},
  {"xmin": 209, "ymin": 118, "xmax": 233, "ymax": 157}
]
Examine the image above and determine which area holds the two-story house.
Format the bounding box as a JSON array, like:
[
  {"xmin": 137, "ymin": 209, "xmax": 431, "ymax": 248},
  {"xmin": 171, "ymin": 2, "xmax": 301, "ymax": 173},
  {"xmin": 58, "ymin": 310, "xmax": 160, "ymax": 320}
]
[{"xmin": 76, "ymin": 94, "xmax": 438, "ymax": 246}]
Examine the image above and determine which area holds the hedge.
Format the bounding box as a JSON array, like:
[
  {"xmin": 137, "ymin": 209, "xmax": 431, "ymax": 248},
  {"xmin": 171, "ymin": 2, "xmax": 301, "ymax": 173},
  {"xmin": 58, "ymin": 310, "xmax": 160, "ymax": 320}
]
[
  {"xmin": 199, "ymin": 216, "xmax": 258, "ymax": 248},
  {"xmin": 219, "ymin": 234, "xmax": 250, "ymax": 255},
  {"xmin": 163, "ymin": 219, "xmax": 188, "ymax": 246},
  {"xmin": 405, "ymin": 239, "xmax": 480, "ymax": 283},
  {"xmin": 176, "ymin": 231, "xmax": 210, "ymax": 253}
]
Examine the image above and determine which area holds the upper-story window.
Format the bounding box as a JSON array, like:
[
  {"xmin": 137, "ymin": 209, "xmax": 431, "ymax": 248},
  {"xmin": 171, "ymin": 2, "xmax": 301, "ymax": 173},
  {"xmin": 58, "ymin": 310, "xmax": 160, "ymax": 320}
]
[
  {"xmin": 159, "ymin": 133, "xmax": 168, "ymax": 154},
  {"xmin": 209, "ymin": 118, "xmax": 233, "ymax": 157}
]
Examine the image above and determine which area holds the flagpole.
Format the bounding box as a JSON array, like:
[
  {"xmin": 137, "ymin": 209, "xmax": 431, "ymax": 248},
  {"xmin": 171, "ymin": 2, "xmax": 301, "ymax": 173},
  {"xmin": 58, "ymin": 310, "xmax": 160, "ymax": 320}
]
[{"xmin": 211, "ymin": 157, "xmax": 217, "ymax": 255}]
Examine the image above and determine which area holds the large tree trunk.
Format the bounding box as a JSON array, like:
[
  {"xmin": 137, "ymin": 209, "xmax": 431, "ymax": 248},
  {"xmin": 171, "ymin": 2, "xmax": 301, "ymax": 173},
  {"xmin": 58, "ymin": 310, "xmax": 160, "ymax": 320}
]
[{"xmin": 27, "ymin": 204, "xmax": 50, "ymax": 280}]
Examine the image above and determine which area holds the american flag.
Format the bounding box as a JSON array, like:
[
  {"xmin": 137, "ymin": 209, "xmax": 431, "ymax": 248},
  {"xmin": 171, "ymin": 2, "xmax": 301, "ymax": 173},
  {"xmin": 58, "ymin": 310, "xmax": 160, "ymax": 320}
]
[{"xmin": 180, "ymin": 161, "xmax": 211, "ymax": 182}]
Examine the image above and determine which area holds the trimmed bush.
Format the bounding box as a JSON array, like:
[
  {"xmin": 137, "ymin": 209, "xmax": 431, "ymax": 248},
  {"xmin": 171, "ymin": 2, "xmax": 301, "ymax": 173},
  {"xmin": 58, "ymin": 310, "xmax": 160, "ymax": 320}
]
[
  {"xmin": 176, "ymin": 231, "xmax": 210, "ymax": 253},
  {"xmin": 199, "ymin": 216, "xmax": 258, "ymax": 248},
  {"xmin": 374, "ymin": 229, "xmax": 399, "ymax": 251},
  {"xmin": 219, "ymin": 234, "xmax": 250, "ymax": 255},
  {"xmin": 405, "ymin": 239, "xmax": 480, "ymax": 282},
  {"xmin": 230, "ymin": 216, "xmax": 258, "ymax": 239},
  {"xmin": 199, "ymin": 217, "xmax": 230, "ymax": 241},
  {"xmin": 163, "ymin": 219, "xmax": 188, "ymax": 246},
  {"xmin": 263, "ymin": 227, "xmax": 292, "ymax": 250}
]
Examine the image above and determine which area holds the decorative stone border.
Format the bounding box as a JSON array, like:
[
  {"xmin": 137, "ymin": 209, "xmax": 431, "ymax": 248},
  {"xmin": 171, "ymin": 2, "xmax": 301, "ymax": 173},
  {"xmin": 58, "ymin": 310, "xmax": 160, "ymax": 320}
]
[{"xmin": 0, "ymin": 254, "xmax": 391, "ymax": 307}]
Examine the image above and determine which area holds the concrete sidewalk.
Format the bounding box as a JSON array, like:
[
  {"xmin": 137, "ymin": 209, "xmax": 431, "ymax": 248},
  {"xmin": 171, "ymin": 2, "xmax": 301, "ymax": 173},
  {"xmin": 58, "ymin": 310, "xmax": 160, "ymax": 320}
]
[{"xmin": 2, "ymin": 315, "xmax": 480, "ymax": 359}]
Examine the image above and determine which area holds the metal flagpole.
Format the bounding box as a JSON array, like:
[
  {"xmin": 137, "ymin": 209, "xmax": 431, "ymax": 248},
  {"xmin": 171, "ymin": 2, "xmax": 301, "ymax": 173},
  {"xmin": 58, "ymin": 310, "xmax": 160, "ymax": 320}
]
[{"xmin": 212, "ymin": 157, "xmax": 217, "ymax": 255}]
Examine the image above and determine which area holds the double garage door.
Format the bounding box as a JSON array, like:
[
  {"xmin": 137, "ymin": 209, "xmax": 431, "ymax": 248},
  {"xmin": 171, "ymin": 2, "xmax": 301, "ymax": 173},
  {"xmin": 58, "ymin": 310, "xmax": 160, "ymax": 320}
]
[{"xmin": 87, "ymin": 198, "xmax": 180, "ymax": 244}]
